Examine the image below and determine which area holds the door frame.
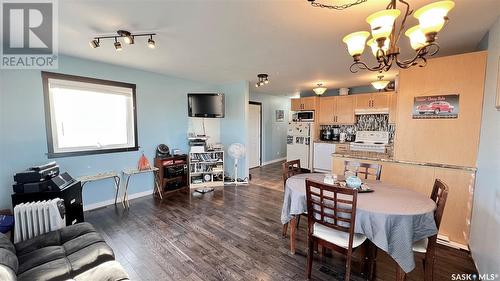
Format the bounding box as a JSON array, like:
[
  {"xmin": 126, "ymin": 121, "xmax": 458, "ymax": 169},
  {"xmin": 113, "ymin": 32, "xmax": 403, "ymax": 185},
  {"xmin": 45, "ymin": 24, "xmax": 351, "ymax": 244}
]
[{"xmin": 249, "ymin": 101, "xmax": 262, "ymax": 168}]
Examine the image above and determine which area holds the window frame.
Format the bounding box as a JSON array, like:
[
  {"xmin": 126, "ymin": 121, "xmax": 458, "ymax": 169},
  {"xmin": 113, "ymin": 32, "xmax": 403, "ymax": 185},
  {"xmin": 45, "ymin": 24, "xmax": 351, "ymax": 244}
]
[{"xmin": 42, "ymin": 71, "xmax": 139, "ymax": 158}]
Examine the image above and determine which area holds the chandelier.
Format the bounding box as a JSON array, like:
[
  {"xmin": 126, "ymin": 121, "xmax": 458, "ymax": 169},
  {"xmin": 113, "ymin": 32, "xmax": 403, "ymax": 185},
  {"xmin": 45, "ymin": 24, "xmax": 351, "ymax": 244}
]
[
  {"xmin": 313, "ymin": 83, "xmax": 327, "ymax": 95},
  {"xmin": 342, "ymin": 0, "xmax": 454, "ymax": 73}
]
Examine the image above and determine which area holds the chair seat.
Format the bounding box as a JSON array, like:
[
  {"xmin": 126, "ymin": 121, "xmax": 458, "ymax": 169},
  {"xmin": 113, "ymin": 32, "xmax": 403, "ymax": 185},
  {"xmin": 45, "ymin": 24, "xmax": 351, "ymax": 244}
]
[
  {"xmin": 313, "ymin": 223, "xmax": 366, "ymax": 249},
  {"xmin": 412, "ymin": 238, "xmax": 428, "ymax": 253}
]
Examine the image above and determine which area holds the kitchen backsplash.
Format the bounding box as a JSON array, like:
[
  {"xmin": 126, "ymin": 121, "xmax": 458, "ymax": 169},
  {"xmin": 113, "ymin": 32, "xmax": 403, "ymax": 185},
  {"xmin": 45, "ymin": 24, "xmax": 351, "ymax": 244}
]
[{"xmin": 320, "ymin": 114, "xmax": 396, "ymax": 143}]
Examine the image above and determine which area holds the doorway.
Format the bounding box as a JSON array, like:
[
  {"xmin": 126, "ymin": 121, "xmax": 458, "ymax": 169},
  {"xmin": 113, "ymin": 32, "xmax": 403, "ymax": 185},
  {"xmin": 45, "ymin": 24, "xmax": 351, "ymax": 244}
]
[{"xmin": 249, "ymin": 102, "xmax": 262, "ymax": 169}]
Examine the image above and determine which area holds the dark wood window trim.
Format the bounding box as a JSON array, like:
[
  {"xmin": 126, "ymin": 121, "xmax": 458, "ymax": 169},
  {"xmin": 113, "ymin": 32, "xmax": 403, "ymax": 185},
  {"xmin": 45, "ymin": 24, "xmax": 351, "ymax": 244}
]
[{"xmin": 41, "ymin": 71, "xmax": 139, "ymax": 158}]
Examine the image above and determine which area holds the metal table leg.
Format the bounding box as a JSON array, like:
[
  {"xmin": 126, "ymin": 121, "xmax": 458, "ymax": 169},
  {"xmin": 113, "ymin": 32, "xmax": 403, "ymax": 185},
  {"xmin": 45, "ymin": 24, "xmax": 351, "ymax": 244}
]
[
  {"xmin": 154, "ymin": 170, "xmax": 163, "ymax": 200},
  {"xmin": 113, "ymin": 176, "xmax": 124, "ymax": 207},
  {"xmin": 123, "ymin": 174, "xmax": 131, "ymax": 208}
]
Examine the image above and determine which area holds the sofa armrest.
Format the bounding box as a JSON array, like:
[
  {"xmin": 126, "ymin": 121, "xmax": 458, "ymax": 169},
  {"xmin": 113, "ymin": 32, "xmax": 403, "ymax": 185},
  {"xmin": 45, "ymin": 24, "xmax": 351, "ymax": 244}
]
[{"xmin": 0, "ymin": 264, "xmax": 17, "ymax": 281}]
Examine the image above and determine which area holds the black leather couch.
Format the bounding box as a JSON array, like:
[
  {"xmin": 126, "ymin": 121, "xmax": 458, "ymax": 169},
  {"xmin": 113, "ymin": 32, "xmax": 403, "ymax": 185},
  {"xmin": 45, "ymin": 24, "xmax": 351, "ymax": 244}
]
[{"xmin": 0, "ymin": 222, "xmax": 129, "ymax": 281}]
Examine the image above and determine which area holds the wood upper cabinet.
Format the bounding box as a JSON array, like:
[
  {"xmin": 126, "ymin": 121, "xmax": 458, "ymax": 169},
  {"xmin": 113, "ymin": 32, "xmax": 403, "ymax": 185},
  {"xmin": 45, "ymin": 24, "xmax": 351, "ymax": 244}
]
[
  {"xmin": 335, "ymin": 96, "xmax": 355, "ymax": 124},
  {"xmin": 318, "ymin": 96, "xmax": 335, "ymax": 124},
  {"xmin": 290, "ymin": 97, "xmax": 318, "ymax": 111},
  {"xmin": 291, "ymin": 98, "xmax": 302, "ymax": 111},
  {"xmin": 355, "ymin": 92, "xmax": 392, "ymax": 110},
  {"xmin": 318, "ymin": 96, "xmax": 355, "ymax": 124}
]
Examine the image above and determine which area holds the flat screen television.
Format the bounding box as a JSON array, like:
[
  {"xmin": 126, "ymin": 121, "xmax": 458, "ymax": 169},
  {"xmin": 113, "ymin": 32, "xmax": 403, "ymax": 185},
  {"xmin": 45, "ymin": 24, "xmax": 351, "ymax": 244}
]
[{"xmin": 188, "ymin": 93, "xmax": 225, "ymax": 118}]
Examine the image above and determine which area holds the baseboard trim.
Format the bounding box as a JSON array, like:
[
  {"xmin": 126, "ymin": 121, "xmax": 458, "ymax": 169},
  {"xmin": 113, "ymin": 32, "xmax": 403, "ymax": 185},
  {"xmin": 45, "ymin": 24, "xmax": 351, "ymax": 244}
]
[
  {"xmin": 83, "ymin": 189, "xmax": 153, "ymax": 211},
  {"xmin": 261, "ymin": 157, "xmax": 286, "ymax": 166}
]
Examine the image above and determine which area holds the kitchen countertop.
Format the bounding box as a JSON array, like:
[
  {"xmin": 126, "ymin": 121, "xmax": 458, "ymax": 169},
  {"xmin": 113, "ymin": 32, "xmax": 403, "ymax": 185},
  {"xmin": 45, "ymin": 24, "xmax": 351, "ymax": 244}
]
[
  {"xmin": 332, "ymin": 152, "xmax": 477, "ymax": 172},
  {"xmin": 314, "ymin": 140, "xmax": 349, "ymax": 144}
]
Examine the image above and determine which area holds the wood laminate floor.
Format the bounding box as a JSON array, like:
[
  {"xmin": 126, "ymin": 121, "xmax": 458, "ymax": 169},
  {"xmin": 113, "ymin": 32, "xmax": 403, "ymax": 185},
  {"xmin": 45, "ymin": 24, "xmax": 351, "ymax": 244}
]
[
  {"xmin": 249, "ymin": 161, "xmax": 285, "ymax": 191},
  {"xmin": 86, "ymin": 183, "xmax": 477, "ymax": 280}
]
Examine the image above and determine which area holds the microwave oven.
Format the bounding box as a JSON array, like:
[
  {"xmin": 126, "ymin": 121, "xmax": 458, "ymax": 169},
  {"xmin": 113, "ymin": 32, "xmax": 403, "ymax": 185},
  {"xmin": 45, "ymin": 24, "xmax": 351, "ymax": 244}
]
[{"xmin": 292, "ymin": 111, "xmax": 314, "ymax": 122}]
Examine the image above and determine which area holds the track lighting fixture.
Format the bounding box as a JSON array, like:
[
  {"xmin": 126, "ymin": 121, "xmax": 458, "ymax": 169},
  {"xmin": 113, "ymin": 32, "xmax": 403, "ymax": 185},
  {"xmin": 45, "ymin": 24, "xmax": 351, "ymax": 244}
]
[
  {"xmin": 255, "ymin": 74, "xmax": 269, "ymax": 88},
  {"xmin": 90, "ymin": 30, "xmax": 156, "ymax": 51}
]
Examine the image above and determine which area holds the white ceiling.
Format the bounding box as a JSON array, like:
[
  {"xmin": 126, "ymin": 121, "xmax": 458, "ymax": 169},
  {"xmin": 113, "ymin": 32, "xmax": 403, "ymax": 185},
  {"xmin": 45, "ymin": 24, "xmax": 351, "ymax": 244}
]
[{"xmin": 59, "ymin": 0, "xmax": 500, "ymax": 95}]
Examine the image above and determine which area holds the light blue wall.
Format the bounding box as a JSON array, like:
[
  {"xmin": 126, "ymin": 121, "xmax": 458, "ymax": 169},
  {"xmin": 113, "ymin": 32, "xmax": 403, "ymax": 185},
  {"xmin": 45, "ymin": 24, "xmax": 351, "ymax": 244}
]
[
  {"xmin": 219, "ymin": 81, "xmax": 249, "ymax": 179},
  {"xmin": 0, "ymin": 55, "xmax": 230, "ymax": 209},
  {"xmin": 470, "ymin": 16, "xmax": 500, "ymax": 275},
  {"xmin": 249, "ymin": 92, "xmax": 289, "ymax": 163}
]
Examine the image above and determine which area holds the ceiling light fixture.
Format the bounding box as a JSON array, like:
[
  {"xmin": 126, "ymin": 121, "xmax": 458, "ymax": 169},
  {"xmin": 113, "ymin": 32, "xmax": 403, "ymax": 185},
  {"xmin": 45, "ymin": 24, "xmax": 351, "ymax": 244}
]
[
  {"xmin": 371, "ymin": 75, "xmax": 390, "ymax": 90},
  {"xmin": 341, "ymin": 0, "xmax": 454, "ymax": 73},
  {"xmin": 90, "ymin": 30, "xmax": 156, "ymax": 50},
  {"xmin": 307, "ymin": 0, "xmax": 367, "ymax": 10},
  {"xmin": 313, "ymin": 83, "xmax": 327, "ymax": 96},
  {"xmin": 255, "ymin": 74, "xmax": 269, "ymax": 87}
]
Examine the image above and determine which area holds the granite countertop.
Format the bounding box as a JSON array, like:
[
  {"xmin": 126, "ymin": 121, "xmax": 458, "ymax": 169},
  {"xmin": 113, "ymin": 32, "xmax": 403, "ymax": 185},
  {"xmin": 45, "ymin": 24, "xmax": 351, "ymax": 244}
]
[{"xmin": 332, "ymin": 152, "xmax": 477, "ymax": 172}]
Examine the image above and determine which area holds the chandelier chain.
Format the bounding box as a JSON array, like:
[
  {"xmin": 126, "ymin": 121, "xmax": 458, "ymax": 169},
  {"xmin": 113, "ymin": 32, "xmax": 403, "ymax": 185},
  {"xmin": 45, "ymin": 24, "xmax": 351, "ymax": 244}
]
[{"xmin": 309, "ymin": 0, "xmax": 368, "ymax": 10}]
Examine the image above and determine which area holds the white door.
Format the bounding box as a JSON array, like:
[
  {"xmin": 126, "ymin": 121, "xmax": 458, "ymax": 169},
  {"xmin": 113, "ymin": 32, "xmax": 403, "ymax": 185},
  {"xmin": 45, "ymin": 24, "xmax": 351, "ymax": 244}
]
[{"xmin": 249, "ymin": 103, "xmax": 261, "ymax": 168}]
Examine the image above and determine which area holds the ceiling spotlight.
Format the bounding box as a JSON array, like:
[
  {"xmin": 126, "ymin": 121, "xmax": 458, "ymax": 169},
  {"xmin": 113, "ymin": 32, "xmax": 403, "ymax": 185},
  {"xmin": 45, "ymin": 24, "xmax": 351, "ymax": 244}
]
[
  {"xmin": 89, "ymin": 39, "xmax": 100, "ymax": 48},
  {"xmin": 117, "ymin": 30, "xmax": 134, "ymax": 45},
  {"xmin": 256, "ymin": 74, "xmax": 269, "ymax": 87},
  {"xmin": 114, "ymin": 38, "xmax": 122, "ymax": 51},
  {"xmin": 313, "ymin": 83, "xmax": 327, "ymax": 96},
  {"xmin": 148, "ymin": 36, "xmax": 156, "ymax": 49},
  {"xmin": 371, "ymin": 75, "xmax": 390, "ymax": 90}
]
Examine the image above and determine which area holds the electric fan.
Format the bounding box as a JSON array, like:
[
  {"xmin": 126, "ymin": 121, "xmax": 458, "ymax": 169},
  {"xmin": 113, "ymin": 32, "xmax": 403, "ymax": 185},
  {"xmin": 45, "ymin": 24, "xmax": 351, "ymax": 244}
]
[{"xmin": 226, "ymin": 143, "xmax": 248, "ymax": 185}]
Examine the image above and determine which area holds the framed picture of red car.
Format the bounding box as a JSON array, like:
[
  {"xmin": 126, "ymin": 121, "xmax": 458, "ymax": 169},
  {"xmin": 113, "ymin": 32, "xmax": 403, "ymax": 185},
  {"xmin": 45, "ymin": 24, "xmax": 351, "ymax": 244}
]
[{"xmin": 413, "ymin": 94, "xmax": 459, "ymax": 119}]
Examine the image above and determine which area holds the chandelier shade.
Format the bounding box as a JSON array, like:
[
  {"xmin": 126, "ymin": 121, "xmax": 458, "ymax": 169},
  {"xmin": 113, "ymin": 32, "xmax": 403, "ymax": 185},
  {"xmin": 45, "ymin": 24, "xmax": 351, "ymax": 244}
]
[
  {"xmin": 367, "ymin": 38, "xmax": 390, "ymax": 57},
  {"xmin": 414, "ymin": 1, "xmax": 455, "ymax": 36},
  {"xmin": 405, "ymin": 25, "xmax": 428, "ymax": 50},
  {"xmin": 342, "ymin": 31, "xmax": 370, "ymax": 58},
  {"xmin": 313, "ymin": 83, "xmax": 327, "ymax": 96},
  {"xmin": 366, "ymin": 9, "xmax": 401, "ymax": 41},
  {"xmin": 371, "ymin": 76, "xmax": 390, "ymax": 90}
]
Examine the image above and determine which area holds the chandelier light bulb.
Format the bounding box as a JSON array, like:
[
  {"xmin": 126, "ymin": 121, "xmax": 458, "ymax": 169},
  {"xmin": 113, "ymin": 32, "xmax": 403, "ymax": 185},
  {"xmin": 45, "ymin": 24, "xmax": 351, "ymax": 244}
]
[
  {"xmin": 414, "ymin": 0, "xmax": 455, "ymax": 39},
  {"xmin": 342, "ymin": 31, "xmax": 370, "ymax": 59},
  {"xmin": 366, "ymin": 9, "xmax": 401, "ymax": 41}
]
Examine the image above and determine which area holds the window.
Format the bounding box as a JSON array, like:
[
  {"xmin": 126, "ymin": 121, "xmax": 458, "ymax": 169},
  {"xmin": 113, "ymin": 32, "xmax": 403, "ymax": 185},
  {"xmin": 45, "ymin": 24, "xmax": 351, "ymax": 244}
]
[{"xmin": 42, "ymin": 72, "xmax": 138, "ymax": 158}]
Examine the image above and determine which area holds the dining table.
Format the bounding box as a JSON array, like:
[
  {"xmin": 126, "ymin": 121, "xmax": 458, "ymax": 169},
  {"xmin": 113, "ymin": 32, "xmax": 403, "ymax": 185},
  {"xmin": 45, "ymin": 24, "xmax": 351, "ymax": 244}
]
[{"xmin": 281, "ymin": 173, "xmax": 438, "ymax": 275}]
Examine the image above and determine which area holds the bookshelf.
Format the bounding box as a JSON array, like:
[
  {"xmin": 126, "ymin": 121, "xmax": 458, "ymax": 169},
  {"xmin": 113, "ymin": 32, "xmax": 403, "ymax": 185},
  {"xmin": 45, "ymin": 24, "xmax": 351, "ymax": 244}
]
[{"xmin": 188, "ymin": 151, "xmax": 224, "ymax": 188}]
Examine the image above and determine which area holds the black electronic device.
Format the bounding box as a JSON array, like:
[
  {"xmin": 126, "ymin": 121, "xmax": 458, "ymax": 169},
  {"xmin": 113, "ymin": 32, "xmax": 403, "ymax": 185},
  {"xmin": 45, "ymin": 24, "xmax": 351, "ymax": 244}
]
[
  {"xmin": 156, "ymin": 144, "xmax": 171, "ymax": 158},
  {"xmin": 13, "ymin": 172, "xmax": 76, "ymax": 193},
  {"xmin": 187, "ymin": 93, "xmax": 225, "ymax": 118},
  {"xmin": 14, "ymin": 162, "xmax": 60, "ymax": 184}
]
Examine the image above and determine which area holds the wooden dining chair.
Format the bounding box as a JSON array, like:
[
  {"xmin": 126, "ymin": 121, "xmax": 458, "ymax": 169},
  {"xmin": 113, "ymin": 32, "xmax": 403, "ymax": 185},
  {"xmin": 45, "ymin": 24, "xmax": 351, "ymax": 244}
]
[
  {"xmin": 281, "ymin": 159, "xmax": 307, "ymax": 239},
  {"xmin": 344, "ymin": 161, "xmax": 382, "ymax": 180},
  {"xmin": 397, "ymin": 179, "xmax": 449, "ymax": 281},
  {"xmin": 305, "ymin": 179, "xmax": 367, "ymax": 281}
]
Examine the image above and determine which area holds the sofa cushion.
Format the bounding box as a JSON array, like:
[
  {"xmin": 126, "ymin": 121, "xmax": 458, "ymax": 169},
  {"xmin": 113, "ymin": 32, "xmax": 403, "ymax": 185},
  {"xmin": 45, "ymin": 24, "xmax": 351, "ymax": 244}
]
[
  {"xmin": 74, "ymin": 260, "xmax": 129, "ymax": 281},
  {"xmin": 15, "ymin": 222, "xmax": 119, "ymax": 281},
  {"xmin": 0, "ymin": 233, "xmax": 18, "ymax": 274}
]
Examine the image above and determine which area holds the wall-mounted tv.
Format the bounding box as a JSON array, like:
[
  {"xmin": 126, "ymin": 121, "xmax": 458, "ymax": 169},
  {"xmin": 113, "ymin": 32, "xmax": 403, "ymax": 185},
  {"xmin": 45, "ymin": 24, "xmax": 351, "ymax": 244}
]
[{"xmin": 187, "ymin": 93, "xmax": 225, "ymax": 118}]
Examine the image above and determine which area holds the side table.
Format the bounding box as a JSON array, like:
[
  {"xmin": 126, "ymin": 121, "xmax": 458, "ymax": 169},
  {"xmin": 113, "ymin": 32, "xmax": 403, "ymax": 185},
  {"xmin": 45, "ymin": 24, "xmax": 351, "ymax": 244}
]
[
  {"xmin": 78, "ymin": 172, "xmax": 122, "ymax": 208},
  {"xmin": 122, "ymin": 167, "xmax": 162, "ymax": 208}
]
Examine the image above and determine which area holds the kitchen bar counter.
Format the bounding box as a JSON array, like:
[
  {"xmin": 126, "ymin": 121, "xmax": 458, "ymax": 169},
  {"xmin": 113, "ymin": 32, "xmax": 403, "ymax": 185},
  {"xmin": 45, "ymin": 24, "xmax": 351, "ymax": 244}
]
[{"xmin": 332, "ymin": 152, "xmax": 476, "ymax": 172}]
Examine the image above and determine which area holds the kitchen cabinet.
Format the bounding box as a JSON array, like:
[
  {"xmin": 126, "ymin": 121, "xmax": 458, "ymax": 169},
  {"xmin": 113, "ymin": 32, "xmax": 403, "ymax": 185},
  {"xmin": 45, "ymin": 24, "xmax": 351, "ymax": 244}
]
[
  {"xmin": 290, "ymin": 97, "xmax": 318, "ymax": 111},
  {"xmin": 332, "ymin": 156, "xmax": 475, "ymax": 248},
  {"xmin": 355, "ymin": 92, "xmax": 392, "ymax": 110},
  {"xmin": 318, "ymin": 96, "xmax": 355, "ymax": 124}
]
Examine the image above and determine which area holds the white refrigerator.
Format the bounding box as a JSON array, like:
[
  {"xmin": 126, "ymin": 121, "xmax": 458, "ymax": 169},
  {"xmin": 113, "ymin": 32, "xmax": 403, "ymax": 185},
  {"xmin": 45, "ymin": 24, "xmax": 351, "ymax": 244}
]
[{"xmin": 286, "ymin": 122, "xmax": 314, "ymax": 170}]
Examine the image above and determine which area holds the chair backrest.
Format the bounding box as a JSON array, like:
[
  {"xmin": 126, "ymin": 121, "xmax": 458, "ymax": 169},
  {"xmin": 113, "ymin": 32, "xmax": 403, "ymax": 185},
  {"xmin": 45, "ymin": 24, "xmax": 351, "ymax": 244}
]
[
  {"xmin": 305, "ymin": 179, "xmax": 358, "ymax": 242},
  {"xmin": 431, "ymin": 179, "xmax": 449, "ymax": 229},
  {"xmin": 282, "ymin": 160, "xmax": 302, "ymax": 187},
  {"xmin": 344, "ymin": 161, "xmax": 382, "ymax": 180}
]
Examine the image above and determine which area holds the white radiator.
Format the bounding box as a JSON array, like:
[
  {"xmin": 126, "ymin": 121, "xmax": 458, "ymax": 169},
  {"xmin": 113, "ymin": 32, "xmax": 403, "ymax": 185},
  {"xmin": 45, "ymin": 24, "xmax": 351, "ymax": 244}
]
[{"xmin": 14, "ymin": 198, "xmax": 66, "ymax": 243}]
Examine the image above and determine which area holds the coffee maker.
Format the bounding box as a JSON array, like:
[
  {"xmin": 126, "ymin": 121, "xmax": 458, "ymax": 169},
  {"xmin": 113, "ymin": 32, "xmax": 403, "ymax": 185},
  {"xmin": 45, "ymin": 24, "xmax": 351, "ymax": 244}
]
[
  {"xmin": 331, "ymin": 126, "xmax": 340, "ymax": 141},
  {"xmin": 320, "ymin": 129, "xmax": 332, "ymax": 141}
]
